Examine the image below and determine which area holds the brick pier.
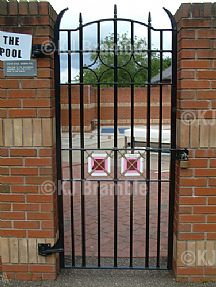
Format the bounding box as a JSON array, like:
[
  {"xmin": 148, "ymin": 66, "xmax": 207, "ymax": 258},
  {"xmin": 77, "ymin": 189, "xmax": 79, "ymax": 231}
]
[{"xmin": 0, "ymin": 0, "xmax": 58, "ymax": 280}]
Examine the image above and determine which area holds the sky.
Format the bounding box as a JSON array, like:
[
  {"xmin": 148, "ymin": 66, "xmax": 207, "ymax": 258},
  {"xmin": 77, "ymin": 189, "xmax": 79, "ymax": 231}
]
[
  {"xmin": 47, "ymin": 0, "xmax": 212, "ymax": 82},
  {"xmin": 48, "ymin": 0, "xmax": 212, "ymax": 27}
]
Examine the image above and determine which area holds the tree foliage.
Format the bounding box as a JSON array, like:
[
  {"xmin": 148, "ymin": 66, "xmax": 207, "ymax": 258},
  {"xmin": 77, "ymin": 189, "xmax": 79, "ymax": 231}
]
[{"xmin": 76, "ymin": 33, "xmax": 171, "ymax": 87}]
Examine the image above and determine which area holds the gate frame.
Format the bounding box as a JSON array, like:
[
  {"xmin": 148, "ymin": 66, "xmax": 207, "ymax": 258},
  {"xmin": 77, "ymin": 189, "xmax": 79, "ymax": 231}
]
[{"xmin": 54, "ymin": 5, "xmax": 178, "ymax": 270}]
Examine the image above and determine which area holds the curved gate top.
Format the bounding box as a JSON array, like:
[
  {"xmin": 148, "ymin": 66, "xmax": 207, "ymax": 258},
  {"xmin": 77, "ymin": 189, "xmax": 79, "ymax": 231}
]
[{"xmin": 54, "ymin": 5, "xmax": 177, "ymax": 270}]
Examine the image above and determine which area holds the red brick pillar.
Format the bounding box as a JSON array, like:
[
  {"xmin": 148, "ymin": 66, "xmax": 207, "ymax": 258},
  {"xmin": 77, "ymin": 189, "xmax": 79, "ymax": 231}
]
[
  {"xmin": 174, "ymin": 3, "xmax": 216, "ymax": 282},
  {"xmin": 0, "ymin": 1, "xmax": 59, "ymax": 280}
]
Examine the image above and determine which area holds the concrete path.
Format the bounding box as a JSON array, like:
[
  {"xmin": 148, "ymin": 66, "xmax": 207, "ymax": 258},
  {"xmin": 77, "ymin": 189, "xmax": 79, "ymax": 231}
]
[{"xmin": 1, "ymin": 269, "xmax": 216, "ymax": 287}]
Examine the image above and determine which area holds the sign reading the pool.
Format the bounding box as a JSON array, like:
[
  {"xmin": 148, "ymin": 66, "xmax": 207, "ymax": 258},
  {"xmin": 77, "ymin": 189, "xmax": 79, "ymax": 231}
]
[{"xmin": 0, "ymin": 31, "xmax": 32, "ymax": 61}]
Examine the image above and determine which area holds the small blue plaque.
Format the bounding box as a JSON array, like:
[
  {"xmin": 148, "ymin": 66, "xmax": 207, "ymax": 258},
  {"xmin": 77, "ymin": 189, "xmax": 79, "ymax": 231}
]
[{"xmin": 3, "ymin": 60, "xmax": 37, "ymax": 77}]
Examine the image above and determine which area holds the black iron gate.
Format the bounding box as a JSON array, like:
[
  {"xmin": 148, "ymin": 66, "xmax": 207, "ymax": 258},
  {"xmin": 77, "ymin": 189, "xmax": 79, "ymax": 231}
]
[{"xmin": 54, "ymin": 5, "xmax": 177, "ymax": 270}]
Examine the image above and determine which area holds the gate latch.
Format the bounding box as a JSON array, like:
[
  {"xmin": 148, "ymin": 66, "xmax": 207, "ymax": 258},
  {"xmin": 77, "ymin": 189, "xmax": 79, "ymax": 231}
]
[
  {"xmin": 176, "ymin": 148, "xmax": 189, "ymax": 169},
  {"xmin": 38, "ymin": 239, "xmax": 64, "ymax": 256}
]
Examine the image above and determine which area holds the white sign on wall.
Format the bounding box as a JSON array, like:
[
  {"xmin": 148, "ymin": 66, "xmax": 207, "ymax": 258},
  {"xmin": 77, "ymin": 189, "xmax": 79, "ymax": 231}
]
[{"xmin": 0, "ymin": 31, "xmax": 32, "ymax": 61}]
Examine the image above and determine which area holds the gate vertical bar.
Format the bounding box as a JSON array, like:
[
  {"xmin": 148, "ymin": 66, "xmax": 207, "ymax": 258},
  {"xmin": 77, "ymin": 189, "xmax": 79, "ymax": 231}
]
[
  {"xmin": 129, "ymin": 21, "xmax": 135, "ymax": 268},
  {"xmin": 54, "ymin": 8, "xmax": 68, "ymax": 268},
  {"xmin": 113, "ymin": 4, "xmax": 118, "ymax": 268},
  {"xmin": 156, "ymin": 30, "xmax": 163, "ymax": 268},
  {"xmin": 145, "ymin": 12, "xmax": 152, "ymax": 268},
  {"xmin": 67, "ymin": 30, "xmax": 75, "ymax": 266},
  {"xmin": 97, "ymin": 21, "xmax": 101, "ymax": 267},
  {"xmin": 164, "ymin": 8, "xmax": 177, "ymax": 270},
  {"xmin": 97, "ymin": 175, "xmax": 101, "ymax": 267},
  {"xmin": 79, "ymin": 12, "xmax": 86, "ymax": 267}
]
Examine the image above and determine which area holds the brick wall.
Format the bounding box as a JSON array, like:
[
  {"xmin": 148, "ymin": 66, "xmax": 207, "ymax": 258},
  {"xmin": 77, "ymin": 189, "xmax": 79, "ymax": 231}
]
[
  {"xmin": 60, "ymin": 85, "xmax": 171, "ymax": 132},
  {"xmin": 0, "ymin": 1, "xmax": 58, "ymax": 280},
  {"xmin": 174, "ymin": 3, "xmax": 216, "ymax": 282}
]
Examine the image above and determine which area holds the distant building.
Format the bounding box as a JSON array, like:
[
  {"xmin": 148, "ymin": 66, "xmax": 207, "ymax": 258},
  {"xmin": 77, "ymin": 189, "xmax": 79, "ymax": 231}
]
[{"xmin": 151, "ymin": 65, "xmax": 172, "ymax": 84}]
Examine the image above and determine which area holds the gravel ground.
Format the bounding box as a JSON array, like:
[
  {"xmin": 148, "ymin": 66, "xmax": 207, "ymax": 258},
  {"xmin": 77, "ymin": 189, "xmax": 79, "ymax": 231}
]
[{"xmin": 1, "ymin": 269, "xmax": 216, "ymax": 287}]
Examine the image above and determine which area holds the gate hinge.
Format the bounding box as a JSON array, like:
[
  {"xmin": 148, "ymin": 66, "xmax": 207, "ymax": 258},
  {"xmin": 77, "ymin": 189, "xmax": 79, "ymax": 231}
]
[
  {"xmin": 38, "ymin": 239, "xmax": 64, "ymax": 256},
  {"xmin": 176, "ymin": 148, "xmax": 189, "ymax": 161}
]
